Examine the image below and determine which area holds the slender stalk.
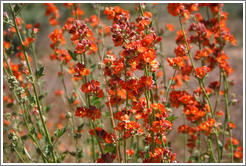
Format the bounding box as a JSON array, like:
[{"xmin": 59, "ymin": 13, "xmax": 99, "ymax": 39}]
[
  {"xmin": 178, "ymin": 14, "xmax": 220, "ymax": 163},
  {"xmin": 124, "ymin": 68, "xmax": 129, "ymax": 163},
  {"xmin": 73, "ymin": 3, "xmax": 78, "ymax": 20},
  {"xmin": 183, "ymin": 115, "xmax": 187, "ymax": 162},
  {"xmin": 94, "ymin": 5, "xmax": 121, "ymax": 161},
  {"xmin": 59, "ymin": 63, "xmax": 80, "ymax": 162},
  {"xmin": 81, "ymin": 53, "xmax": 104, "ymax": 160},
  {"xmin": 31, "ymin": 40, "xmax": 47, "ymax": 116},
  {"xmin": 153, "ymin": 11, "xmax": 167, "ymax": 88},
  {"xmin": 3, "ymin": 59, "xmax": 49, "ymax": 162},
  {"xmin": 216, "ymin": 8, "xmax": 234, "ymax": 163},
  {"xmin": 165, "ymin": 69, "xmax": 177, "ymax": 103},
  {"xmin": 215, "ymin": 132, "xmax": 221, "ymax": 163},
  {"xmin": 139, "ymin": 3, "xmax": 144, "ymax": 16},
  {"xmin": 208, "ymin": 138, "xmax": 217, "ymax": 162},
  {"xmin": 14, "ymin": 3, "xmax": 26, "ymax": 16},
  {"xmin": 9, "ymin": 4, "xmax": 56, "ymax": 162},
  {"xmin": 144, "ymin": 66, "xmax": 155, "ymax": 155},
  {"xmin": 89, "ymin": 120, "xmax": 96, "ymax": 162},
  {"xmin": 14, "ymin": 147, "xmax": 25, "ymax": 163},
  {"xmin": 213, "ymin": 71, "xmax": 221, "ymax": 115},
  {"xmin": 91, "ymin": 121, "xmax": 104, "ymax": 155},
  {"xmin": 104, "ymin": 75, "xmax": 121, "ymax": 162},
  {"xmin": 223, "ymin": 73, "xmax": 234, "ymax": 162},
  {"xmin": 72, "ymin": 80, "xmax": 86, "ymax": 106},
  {"xmin": 178, "ymin": 15, "xmax": 214, "ymax": 116},
  {"xmin": 3, "ymin": 19, "xmax": 15, "ymax": 27}
]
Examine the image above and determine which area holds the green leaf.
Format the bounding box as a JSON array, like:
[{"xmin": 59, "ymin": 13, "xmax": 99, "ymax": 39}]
[
  {"xmin": 218, "ymin": 140, "xmax": 223, "ymax": 148},
  {"xmin": 21, "ymin": 135, "xmax": 28, "ymax": 140},
  {"xmin": 74, "ymin": 133, "xmax": 81, "ymax": 139},
  {"xmin": 54, "ymin": 125, "xmax": 69, "ymax": 139},
  {"xmin": 14, "ymin": 4, "xmax": 21, "ymax": 13},
  {"xmin": 68, "ymin": 50, "xmax": 77, "ymax": 61},
  {"xmin": 45, "ymin": 145, "xmax": 53, "ymax": 156},
  {"xmin": 149, "ymin": 20, "xmax": 153, "ymax": 28},
  {"xmin": 152, "ymin": 72, "xmax": 157, "ymax": 81},
  {"xmin": 6, "ymin": 103, "xmax": 14, "ymax": 108},
  {"xmin": 166, "ymin": 115, "xmax": 178, "ymax": 122},
  {"xmin": 5, "ymin": 46, "xmax": 14, "ymax": 56},
  {"xmin": 77, "ymin": 123, "xmax": 84, "ymax": 133},
  {"xmin": 38, "ymin": 92, "xmax": 47, "ymax": 101},
  {"xmin": 90, "ymin": 64, "xmax": 97, "ymax": 71},
  {"xmin": 35, "ymin": 66, "xmax": 45, "ymax": 79},
  {"xmin": 104, "ymin": 112, "xmax": 110, "ymax": 118},
  {"xmin": 26, "ymin": 89, "xmax": 35, "ymax": 104},
  {"xmin": 165, "ymin": 102, "xmax": 171, "ymax": 108},
  {"xmin": 77, "ymin": 149, "xmax": 83, "ymax": 159},
  {"xmin": 62, "ymin": 150, "xmax": 76, "ymax": 157},
  {"xmin": 167, "ymin": 141, "xmax": 171, "ymax": 148},
  {"xmin": 104, "ymin": 143, "xmax": 116, "ymax": 153},
  {"xmin": 91, "ymin": 96, "xmax": 104, "ymax": 110},
  {"xmin": 45, "ymin": 104, "xmax": 53, "ymax": 113},
  {"xmin": 68, "ymin": 96, "xmax": 75, "ymax": 104}
]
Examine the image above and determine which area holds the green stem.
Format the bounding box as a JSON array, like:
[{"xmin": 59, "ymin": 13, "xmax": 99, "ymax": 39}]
[
  {"xmin": 165, "ymin": 69, "xmax": 177, "ymax": 103},
  {"xmin": 14, "ymin": 147, "xmax": 25, "ymax": 163},
  {"xmin": 89, "ymin": 120, "xmax": 96, "ymax": 162},
  {"xmin": 184, "ymin": 115, "xmax": 187, "ymax": 162},
  {"xmin": 59, "ymin": 63, "xmax": 80, "ymax": 162},
  {"xmin": 215, "ymin": 132, "xmax": 221, "ymax": 163},
  {"xmin": 223, "ymin": 73, "xmax": 234, "ymax": 162},
  {"xmin": 139, "ymin": 3, "xmax": 144, "ymax": 17},
  {"xmin": 9, "ymin": 4, "xmax": 56, "ymax": 162},
  {"xmin": 178, "ymin": 13, "xmax": 221, "ymax": 163},
  {"xmin": 144, "ymin": 66, "xmax": 155, "ymax": 155},
  {"xmin": 179, "ymin": 15, "xmax": 214, "ymax": 118},
  {"xmin": 214, "ymin": 69, "xmax": 222, "ymax": 115},
  {"xmin": 124, "ymin": 69, "xmax": 129, "ymax": 163},
  {"xmin": 3, "ymin": 53, "xmax": 49, "ymax": 162},
  {"xmin": 82, "ymin": 53, "xmax": 104, "ymax": 160},
  {"xmin": 91, "ymin": 121, "xmax": 104, "ymax": 155},
  {"xmin": 208, "ymin": 138, "xmax": 217, "ymax": 163},
  {"xmin": 31, "ymin": 41, "xmax": 47, "ymax": 115},
  {"xmin": 73, "ymin": 3, "xmax": 78, "ymax": 20},
  {"xmin": 153, "ymin": 12, "xmax": 167, "ymax": 88}
]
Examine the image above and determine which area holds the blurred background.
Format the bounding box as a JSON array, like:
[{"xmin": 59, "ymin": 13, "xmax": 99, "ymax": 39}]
[{"xmin": 3, "ymin": 3, "xmax": 243, "ymax": 163}]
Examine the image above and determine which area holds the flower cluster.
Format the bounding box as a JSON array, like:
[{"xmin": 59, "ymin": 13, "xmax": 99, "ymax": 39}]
[{"xmin": 2, "ymin": 3, "xmax": 242, "ymax": 164}]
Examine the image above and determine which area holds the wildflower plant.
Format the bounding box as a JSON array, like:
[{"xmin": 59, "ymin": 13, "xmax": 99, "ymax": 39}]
[{"xmin": 2, "ymin": 2, "xmax": 243, "ymax": 163}]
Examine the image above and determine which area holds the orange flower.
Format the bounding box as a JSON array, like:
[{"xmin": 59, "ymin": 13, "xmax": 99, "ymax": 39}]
[
  {"xmin": 166, "ymin": 23, "xmax": 174, "ymax": 31},
  {"xmin": 25, "ymin": 24, "xmax": 32, "ymax": 29},
  {"xmin": 37, "ymin": 133, "xmax": 42, "ymax": 140},
  {"xmin": 89, "ymin": 127, "xmax": 114, "ymax": 144},
  {"xmin": 81, "ymin": 80, "xmax": 104, "ymax": 98},
  {"xmin": 48, "ymin": 29, "xmax": 66, "ymax": 47},
  {"xmin": 143, "ymin": 11, "xmax": 152, "ymax": 18},
  {"xmin": 55, "ymin": 90, "xmax": 63, "ymax": 96},
  {"xmin": 74, "ymin": 62, "xmax": 90, "ymax": 77},
  {"xmin": 126, "ymin": 149, "xmax": 135, "ymax": 156},
  {"xmin": 142, "ymin": 49, "xmax": 156, "ymax": 63},
  {"xmin": 167, "ymin": 3, "xmax": 184, "ymax": 16},
  {"xmin": 167, "ymin": 57, "xmax": 185, "ymax": 68},
  {"xmin": 151, "ymin": 120, "xmax": 172, "ymax": 133},
  {"xmin": 195, "ymin": 66, "xmax": 210, "ymax": 79},
  {"xmin": 228, "ymin": 122, "xmax": 236, "ymax": 129},
  {"xmin": 44, "ymin": 3, "xmax": 59, "ymax": 25},
  {"xmin": 216, "ymin": 110, "xmax": 224, "ymax": 117},
  {"xmin": 75, "ymin": 106, "xmax": 101, "ymax": 121},
  {"xmin": 104, "ymin": 7, "xmax": 115, "ymax": 20}
]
